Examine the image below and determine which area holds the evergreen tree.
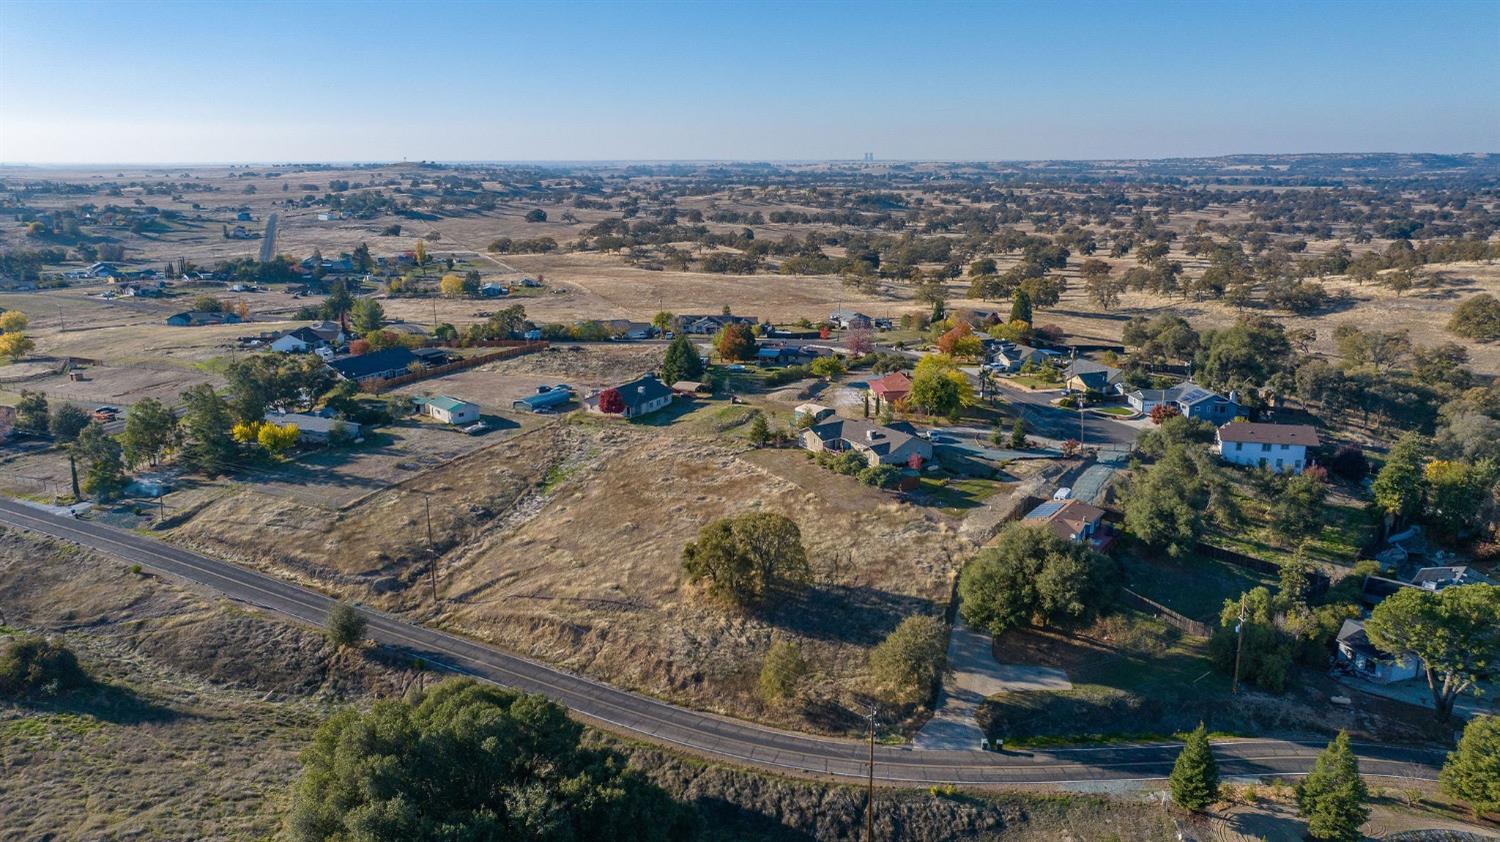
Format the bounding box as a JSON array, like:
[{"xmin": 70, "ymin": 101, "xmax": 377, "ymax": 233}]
[
  {"xmin": 178, "ymin": 384, "xmax": 238, "ymax": 476},
  {"xmin": 1169, "ymin": 723, "xmax": 1219, "ymax": 810},
  {"xmin": 1296, "ymin": 732, "xmax": 1369, "ymax": 842},
  {"xmin": 660, "ymin": 334, "xmax": 704, "ymax": 385},
  {"xmin": 1441, "ymin": 714, "xmax": 1500, "ymax": 818},
  {"xmin": 1010, "ymin": 288, "xmax": 1033, "ymax": 324},
  {"xmin": 747, "ymin": 412, "xmax": 770, "ymax": 447},
  {"xmin": 1009, "ymin": 417, "xmax": 1026, "ymax": 449}
]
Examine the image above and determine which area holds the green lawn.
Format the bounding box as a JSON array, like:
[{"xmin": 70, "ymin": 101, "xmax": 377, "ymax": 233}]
[
  {"xmin": 1090, "ymin": 406, "xmax": 1136, "ymax": 417},
  {"xmin": 1206, "ymin": 494, "xmax": 1373, "ymax": 569},
  {"xmin": 1121, "ymin": 553, "xmax": 1277, "ymax": 622},
  {"xmin": 913, "ymin": 476, "xmax": 1004, "ymax": 513}
]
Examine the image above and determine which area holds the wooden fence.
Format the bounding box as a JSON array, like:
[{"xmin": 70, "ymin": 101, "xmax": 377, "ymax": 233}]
[
  {"xmin": 359, "ymin": 342, "xmax": 547, "ymax": 393},
  {"xmin": 1120, "ymin": 587, "xmax": 1214, "ymax": 637}
]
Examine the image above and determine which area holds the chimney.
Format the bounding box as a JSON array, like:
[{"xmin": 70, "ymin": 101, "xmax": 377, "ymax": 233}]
[
  {"xmin": 865, "ymin": 430, "xmax": 884, "ymax": 442},
  {"xmin": 638, "ymin": 386, "xmax": 646, "ymax": 394}
]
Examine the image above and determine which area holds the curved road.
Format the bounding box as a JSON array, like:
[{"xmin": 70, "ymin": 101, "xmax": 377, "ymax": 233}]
[{"xmin": 0, "ymin": 498, "xmax": 1443, "ymax": 788}]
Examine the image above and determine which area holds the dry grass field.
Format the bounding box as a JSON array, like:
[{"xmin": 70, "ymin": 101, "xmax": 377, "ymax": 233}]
[{"xmin": 153, "ymin": 414, "xmax": 986, "ymax": 734}]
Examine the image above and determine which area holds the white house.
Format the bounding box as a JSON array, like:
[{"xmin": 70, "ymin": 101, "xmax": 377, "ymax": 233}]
[
  {"xmin": 1336, "ymin": 619, "xmax": 1420, "ymax": 684},
  {"xmin": 1214, "ymin": 421, "xmax": 1319, "ymax": 474},
  {"xmin": 419, "ymin": 396, "xmax": 481, "ymax": 425}
]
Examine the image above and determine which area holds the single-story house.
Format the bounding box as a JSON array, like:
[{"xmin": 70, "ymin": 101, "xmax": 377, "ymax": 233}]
[
  {"xmin": 417, "ymin": 396, "xmax": 480, "ymax": 425},
  {"xmin": 829, "ymin": 309, "xmax": 873, "ymax": 330},
  {"xmin": 513, "ymin": 384, "xmax": 574, "ymax": 413},
  {"xmin": 270, "ymin": 326, "xmax": 330, "ymax": 353},
  {"xmin": 166, "ymin": 311, "xmax": 242, "ymax": 327},
  {"xmin": 679, "ymin": 314, "xmax": 758, "ymax": 335},
  {"xmin": 1063, "ymin": 360, "xmax": 1123, "ymax": 394},
  {"xmin": 305, "ymin": 321, "xmax": 346, "ymax": 345},
  {"xmin": 1215, "ymin": 421, "xmax": 1319, "ymax": 474},
  {"xmin": 1022, "ymin": 499, "xmax": 1109, "ymax": 548},
  {"xmin": 793, "ymin": 403, "xmax": 835, "ymax": 424},
  {"xmin": 1410, "ymin": 565, "xmax": 1491, "ymax": 591},
  {"xmin": 1127, "ymin": 383, "xmax": 1241, "ymax": 422},
  {"xmin": 1336, "ymin": 619, "xmax": 1421, "ymax": 684},
  {"xmin": 263, "ymin": 411, "xmax": 363, "ymax": 444},
  {"xmin": 990, "ymin": 344, "xmax": 1050, "ymax": 373},
  {"xmin": 868, "ymin": 371, "xmax": 913, "ymax": 407},
  {"xmin": 801, "ymin": 417, "xmax": 933, "ymax": 467},
  {"xmin": 588, "ymin": 374, "xmax": 674, "ymax": 419},
  {"xmin": 480, "ymin": 282, "xmax": 509, "ymax": 298},
  {"xmin": 756, "ymin": 345, "xmax": 802, "ymax": 365},
  {"xmin": 327, "ymin": 347, "xmax": 421, "ymax": 382}
]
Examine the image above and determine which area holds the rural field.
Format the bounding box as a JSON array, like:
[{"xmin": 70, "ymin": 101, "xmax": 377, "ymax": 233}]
[{"xmin": 2, "ymin": 153, "xmax": 1498, "ymax": 840}]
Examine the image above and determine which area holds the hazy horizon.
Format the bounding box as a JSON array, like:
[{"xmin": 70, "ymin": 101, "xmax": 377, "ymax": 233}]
[{"xmin": 2, "ymin": 0, "xmax": 1498, "ymax": 163}]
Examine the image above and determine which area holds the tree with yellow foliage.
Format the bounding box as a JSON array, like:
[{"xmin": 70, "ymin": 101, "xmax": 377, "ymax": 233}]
[
  {"xmin": 440, "ymin": 273, "xmax": 465, "ymax": 297},
  {"xmin": 231, "ymin": 420, "xmax": 263, "ymax": 444},
  {"xmin": 257, "ymin": 422, "xmax": 300, "ymax": 457},
  {"xmin": 0, "ymin": 310, "xmax": 30, "ymax": 333},
  {"xmin": 414, "ymin": 239, "xmax": 428, "ymax": 267},
  {"xmin": 0, "ymin": 331, "xmax": 35, "ymax": 363}
]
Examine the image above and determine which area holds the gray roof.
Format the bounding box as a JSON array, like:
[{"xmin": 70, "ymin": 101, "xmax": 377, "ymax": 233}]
[
  {"xmin": 808, "ymin": 417, "xmax": 921, "ymax": 457},
  {"xmin": 613, "ymin": 374, "xmax": 672, "ymax": 410}
]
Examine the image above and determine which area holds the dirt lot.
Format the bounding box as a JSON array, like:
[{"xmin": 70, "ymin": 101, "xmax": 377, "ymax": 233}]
[{"xmin": 391, "ymin": 343, "xmax": 667, "ymax": 406}]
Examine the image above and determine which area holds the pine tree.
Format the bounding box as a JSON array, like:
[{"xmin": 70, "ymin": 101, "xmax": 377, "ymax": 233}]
[
  {"xmin": 1296, "ymin": 732, "xmax": 1369, "ymax": 842},
  {"xmin": 748, "ymin": 413, "xmax": 770, "ymax": 447},
  {"xmin": 1441, "ymin": 715, "xmax": 1500, "ymax": 819},
  {"xmin": 661, "ymin": 334, "xmax": 704, "ymax": 385},
  {"xmin": 1169, "ymin": 723, "xmax": 1219, "ymax": 810},
  {"xmin": 1010, "ymin": 288, "xmax": 1033, "ymax": 324}
]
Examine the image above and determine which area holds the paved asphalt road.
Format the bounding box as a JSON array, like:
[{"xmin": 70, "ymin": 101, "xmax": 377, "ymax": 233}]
[
  {"xmin": 0, "ymin": 498, "xmax": 1443, "ymax": 788},
  {"xmin": 258, "ymin": 212, "xmax": 279, "ymax": 263},
  {"xmin": 996, "ymin": 381, "xmax": 1141, "ymax": 447}
]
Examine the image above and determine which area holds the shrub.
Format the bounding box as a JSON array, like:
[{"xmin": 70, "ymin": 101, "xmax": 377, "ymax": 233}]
[
  {"xmin": 1441, "ymin": 714, "xmax": 1500, "ymax": 818},
  {"xmin": 0, "ymin": 635, "xmax": 88, "ymax": 698},
  {"xmin": 1325, "ymin": 445, "xmax": 1369, "ymax": 481},
  {"xmin": 868, "ymin": 615, "xmax": 946, "ymax": 704},
  {"xmin": 325, "ymin": 602, "xmax": 367, "ymax": 648},
  {"xmin": 858, "ymin": 464, "xmax": 902, "ymax": 488},
  {"xmin": 758, "ymin": 641, "xmax": 808, "ymax": 702}
]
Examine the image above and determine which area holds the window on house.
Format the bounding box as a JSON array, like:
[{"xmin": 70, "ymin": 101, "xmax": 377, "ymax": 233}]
[{"xmin": 1261, "ymin": 443, "xmax": 1271, "ymax": 452}]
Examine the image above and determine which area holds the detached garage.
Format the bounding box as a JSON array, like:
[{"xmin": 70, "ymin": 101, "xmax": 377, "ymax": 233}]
[{"xmin": 418, "ymin": 395, "xmax": 481, "ymax": 425}]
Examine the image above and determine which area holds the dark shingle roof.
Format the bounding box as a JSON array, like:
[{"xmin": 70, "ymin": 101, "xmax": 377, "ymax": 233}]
[{"xmin": 328, "ymin": 348, "xmax": 418, "ymax": 380}]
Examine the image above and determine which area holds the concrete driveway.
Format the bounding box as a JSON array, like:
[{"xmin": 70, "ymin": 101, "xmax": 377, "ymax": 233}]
[{"xmin": 914, "ymin": 619, "xmax": 1072, "ymax": 751}]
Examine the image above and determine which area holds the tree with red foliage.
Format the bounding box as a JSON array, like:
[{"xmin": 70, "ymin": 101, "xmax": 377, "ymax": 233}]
[
  {"xmin": 716, "ymin": 324, "xmax": 756, "ymax": 362},
  {"xmin": 1150, "ymin": 403, "xmax": 1181, "ymax": 425},
  {"xmin": 349, "ymin": 338, "xmax": 371, "ymax": 355},
  {"xmin": 936, "ymin": 321, "xmax": 972, "ymax": 356},
  {"xmin": 598, "ymin": 387, "xmax": 625, "ymax": 414},
  {"xmin": 846, "ymin": 329, "xmax": 874, "ymax": 356},
  {"xmin": 818, "ymin": 325, "xmax": 831, "ymax": 340},
  {"xmin": 907, "ymin": 453, "xmax": 924, "ymax": 470},
  {"xmin": 1302, "ymin": 463, "xmax": 1329, "ymax": 483}
]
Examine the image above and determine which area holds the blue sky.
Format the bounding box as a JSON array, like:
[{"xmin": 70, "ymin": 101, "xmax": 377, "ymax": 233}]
[{"xmin": 1, "ymin": 0, "xmax": 1496, "ymax": 162}]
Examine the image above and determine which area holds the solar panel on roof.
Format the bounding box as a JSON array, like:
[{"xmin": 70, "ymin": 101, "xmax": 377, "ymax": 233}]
[{"xmin": 1027, "ymin": 501, "xmax": 1065, "ymax": 519}]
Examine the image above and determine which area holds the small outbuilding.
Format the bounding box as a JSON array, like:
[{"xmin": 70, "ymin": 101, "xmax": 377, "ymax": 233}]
[{"xmin": 418, "ymin": 396, "xmax": 480, "ymax": 425}]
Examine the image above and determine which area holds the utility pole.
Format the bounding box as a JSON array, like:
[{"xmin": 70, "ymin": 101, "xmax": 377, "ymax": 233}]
[
  {"xmin": 865, "ymin": 704, "xmax": 878, "ymax": 842},
  {"xmin": 424, "ymin": 494, "xmax": 439, "ymax": 606},
  {"xmin": 1231, "ymin": 594, "xmax": 1247, "ymax": 694}
]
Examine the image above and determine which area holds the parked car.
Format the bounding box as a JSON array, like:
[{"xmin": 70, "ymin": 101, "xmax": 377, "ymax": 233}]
[
  {"xmin": 92, "ymin": 406, "xmax": 120, "ymax": 422},
  {"xmin": 460, "ymin": 421, "xmax": 490, "ymax": 435}
]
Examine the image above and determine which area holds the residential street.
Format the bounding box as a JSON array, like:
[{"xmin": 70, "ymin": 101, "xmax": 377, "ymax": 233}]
[{"xmin": 0, "ymin": 498, "xmax": 1445, "ymax": 789}]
